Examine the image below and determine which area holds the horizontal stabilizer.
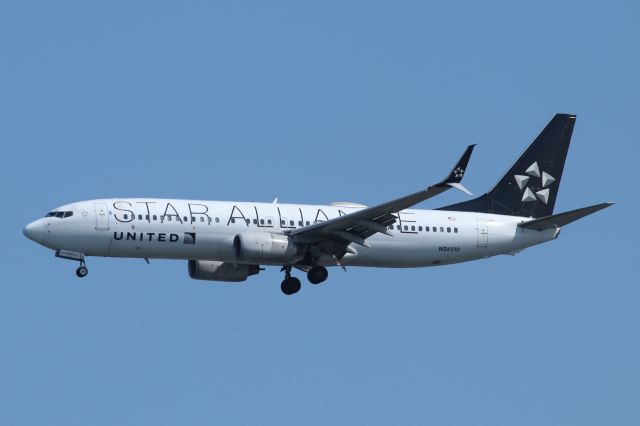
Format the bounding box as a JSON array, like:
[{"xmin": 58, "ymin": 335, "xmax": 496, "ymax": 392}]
[{"xmin": 518, "ymin": 202, "xmax": 614, "ymax": 231}]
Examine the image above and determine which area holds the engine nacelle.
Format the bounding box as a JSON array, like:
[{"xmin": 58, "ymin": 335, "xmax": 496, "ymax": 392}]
[
  {"xmin": 233, "ymin": 232, "xmax": 300, "ymax": 263},
  {"xmin": 188, "ymin": 260, "xmax": 260, "ymax": 282}
]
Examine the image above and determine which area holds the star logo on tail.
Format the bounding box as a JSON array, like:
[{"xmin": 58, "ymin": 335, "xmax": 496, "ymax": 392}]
[{"xmin": 514, "ymin": 161, "xmax": 556, "ymax": 204}]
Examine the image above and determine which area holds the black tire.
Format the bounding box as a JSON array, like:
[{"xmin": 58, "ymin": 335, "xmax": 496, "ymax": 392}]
[
  {"xmin": 280, "ymin": 277, "xmax": 301, "ymax": 295},
  {"xmin": 307, "ymin": 266, "xmax": 328, "ymax": 284},
  {"xmin": 76, "ymin": 266, "xmax": 88, "ymax": 278}
]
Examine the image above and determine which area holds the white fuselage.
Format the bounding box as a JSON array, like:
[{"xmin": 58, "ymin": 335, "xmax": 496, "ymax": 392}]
[{"xmin": 25, "ymin": 198, "xmax": 558, "ymax": 268}]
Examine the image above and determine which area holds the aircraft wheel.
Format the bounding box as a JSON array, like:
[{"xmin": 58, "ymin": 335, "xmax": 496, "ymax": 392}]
[
  {"xmin": 281, "ymin": 277, "xmax": 301, "ymax": 295},
  {"xmin": 307, "ymin": 266, "xmax": 328, "ymax": 284},
  {"xmin": 76, "ymin": 266, "xmax": 88, "ymax": 278}
]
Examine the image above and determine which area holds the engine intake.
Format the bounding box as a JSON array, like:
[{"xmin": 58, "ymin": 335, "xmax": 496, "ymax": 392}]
[
  {"xmin": 188, "ymin": 260, "xmax": 259, "ymax": 282},
  {"xmin": 233, "ymin": 232, "xmax": 299, "ymax": 263}
]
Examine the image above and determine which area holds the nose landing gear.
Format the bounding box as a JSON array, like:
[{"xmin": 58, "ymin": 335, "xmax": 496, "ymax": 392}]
[
  {"xmin": 76, "ymin": 265, "xmax": 88, "ymax": 278},
  {"xmin": 75, "ymin": 260, "xmax": 88, "ymax": 278},
  {"xmin": 55, "ymin": 250, "xmax": 88, "ymax": 278}
]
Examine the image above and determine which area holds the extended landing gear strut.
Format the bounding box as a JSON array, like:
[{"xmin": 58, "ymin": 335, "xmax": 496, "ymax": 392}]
[
  {"xmin": 279, "ymin": 265, "xmax": 329, "ymax": 295},
  {"xmin": 55, "ymin": 250, "xmax": 88, "ymax": 278},
  {"xmin": 280, "ymin": 266, "xmax": 301, "ymax": 295},
  {"xmin": 75, "ymin": 260, "xmax": 88, "ymax": 278}
]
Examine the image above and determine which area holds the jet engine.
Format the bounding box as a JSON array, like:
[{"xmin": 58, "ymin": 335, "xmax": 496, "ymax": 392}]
[
  {"xmin": 188, "ymin": 260, "xmax": 260, "ymax": 282},
  {"xmin": 233, "ymin": 232, "xmax": 300, "ymax": 263}
]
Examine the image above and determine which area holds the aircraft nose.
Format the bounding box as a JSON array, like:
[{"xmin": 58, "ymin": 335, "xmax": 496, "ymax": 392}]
[{"xmin": 23, "ymin": 220, "xmax": 44, "ymax": 244}]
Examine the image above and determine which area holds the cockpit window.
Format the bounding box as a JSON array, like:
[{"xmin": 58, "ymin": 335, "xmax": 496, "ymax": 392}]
[{"xmin": 45, "ymin": 211, "xmax": 73, "ymax": 218}]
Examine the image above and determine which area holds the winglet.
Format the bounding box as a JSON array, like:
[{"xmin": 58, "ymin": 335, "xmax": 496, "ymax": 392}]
[{"xmin": 443, "ymin": 144, "xmax": 476, "ymax": 184}]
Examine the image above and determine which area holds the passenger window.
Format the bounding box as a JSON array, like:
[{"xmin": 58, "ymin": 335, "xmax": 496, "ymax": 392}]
[
  {"xmin": 246, "ymin": 219, "xmax": 250, "ymax": 225},
  {"xmin": 267, "ymin": 219, "xmax": 272, "ymax": 225},
  {"xmin": 306, "ymin": 221, "xmax": 310, "ymax": 226},
  {"xmin": 200, "ymin": 217, "xmax": 204, "ymax": 222},
  {"xmin": 215, "ymin": 217, "xmax": 220, "ymax": 223},
  {"xmin": 389, "ymin": 225, "xmax": 394, "ymax": 230},
  {"xmin": 404, "ymin": 225, "xmax": 408, "ymax": 231},
  {"xmin": 260, "ymin": 219, "xmax": 265, "ymax": 225},
  {"xmin": 167, "ymin": 216, "xmax": 172, "ymax": 221},
  {"xmin": 153, "ymin": 215, "xmax": 157, "ymax": 221},
  {"xmin": 123, "ymin": 214, "xmax": 128, "ymax": 220},
  {"xmin": 290, "ymin": 220, "xmax": 294, "ymax": 226},
  {"xmin": 281, "ymin": 220, "xmax": 285, "ymax": 226},
  {"xmin": 411, "ymin": 226, "xmax": 416, "ymax": 231},
  {"xmin": 231, "ymin": 218, "xmax": 235, "ymax": 224},
  {"xmin": 432, "ymin": 227, "xmax": 437, "ymax": 232},
  {"xmin": 454, "ymin": 228, "xmax": 458, "ymax": 233},
  {"xmin": 425, "ymin": 226, "xmax": 429, "ymax": 232},
  {"xmin": 440, "ymin": 227, "xmax": 444, "ymax": 232},
  {"xmin": 253, "ymin": 219, "xmax": 258, "ymax": 224},
  {"xmin": 298, "ymin": 221, "xmax": 303, "ymax": 226},
  {"xmin": 146, "ymin": 215, "xmax": 150, "ymax": 221},
  {"xmin": 447, "ymin": 227, "xmax": 451, "ymax": 233},
  {"xmin": 138, "ymin": 214, "xmax": 142, "ymax": 220},
  {"xmin": 184, "ymin": 216, "xmax": 188, "ymax": 222},
  {"xmin": 418, "ymin": 226, "xmax": 422, "ymax": 231}
]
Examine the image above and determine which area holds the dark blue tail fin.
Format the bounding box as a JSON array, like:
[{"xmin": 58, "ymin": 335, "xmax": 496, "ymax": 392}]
[{"xmin": 440, "ymin": 114, "xmax": 576, "ymax": 218}]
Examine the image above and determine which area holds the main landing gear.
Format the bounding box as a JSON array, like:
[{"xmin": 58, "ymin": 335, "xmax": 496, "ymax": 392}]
[
  {"xmin": 280, "ymin": 265, "xmax": 329, "ymax": 295},
  {"xmin": 307, "ymin": 266, "xmax": 328, "ymax": 284},
  {"xmin": 280, "ymin": 266, "xmax": 301, "ymax": 295}
]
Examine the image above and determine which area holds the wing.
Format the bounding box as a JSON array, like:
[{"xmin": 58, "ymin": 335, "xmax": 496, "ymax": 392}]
[{"xmin": 289, "ymin": 145, "xmax": 476, "ymax": 253}]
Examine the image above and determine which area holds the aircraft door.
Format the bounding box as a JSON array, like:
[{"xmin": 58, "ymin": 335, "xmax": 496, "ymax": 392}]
[
  {"xmin": 477, "ymin": 221, "xmax": 488, "ymax": 247},
  {"xmin": 94, "ymin": 203, "xmax": 110, "ymax": 231}
]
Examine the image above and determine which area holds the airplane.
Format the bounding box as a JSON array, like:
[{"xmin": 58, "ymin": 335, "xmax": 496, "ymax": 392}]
[{"xmin": 23, "ymin": 114, "xmax": 612, "ymax": 295}]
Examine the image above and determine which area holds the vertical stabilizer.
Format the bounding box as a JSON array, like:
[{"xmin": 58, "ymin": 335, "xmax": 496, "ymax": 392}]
[{"xmin": 440, "ymin": 114, "xmax": 576, "ymax": 218}]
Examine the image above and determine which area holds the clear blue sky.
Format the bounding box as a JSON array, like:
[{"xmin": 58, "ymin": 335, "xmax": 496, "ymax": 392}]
[{"xmin": 1, "ymin": 2, "xmax": 638, "ymax": 425}]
